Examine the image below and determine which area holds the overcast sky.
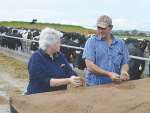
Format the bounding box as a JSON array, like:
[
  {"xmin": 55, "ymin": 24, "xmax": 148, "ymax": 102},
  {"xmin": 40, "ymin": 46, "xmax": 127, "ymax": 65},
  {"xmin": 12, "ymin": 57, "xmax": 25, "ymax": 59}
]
[{"xmin": 0, "ymin": 0, "xmax": 150, "ymax": 31}]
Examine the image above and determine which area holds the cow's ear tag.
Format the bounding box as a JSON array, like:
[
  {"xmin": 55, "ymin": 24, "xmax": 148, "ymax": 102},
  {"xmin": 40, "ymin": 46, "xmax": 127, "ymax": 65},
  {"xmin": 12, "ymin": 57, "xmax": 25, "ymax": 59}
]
[
  {"xmin": 139, "ymin": 64, "xmax": 142, "ymax": 70},
  {"xmin": 69, "ymin": 54, "xmax": 73, "ymax": 58}
]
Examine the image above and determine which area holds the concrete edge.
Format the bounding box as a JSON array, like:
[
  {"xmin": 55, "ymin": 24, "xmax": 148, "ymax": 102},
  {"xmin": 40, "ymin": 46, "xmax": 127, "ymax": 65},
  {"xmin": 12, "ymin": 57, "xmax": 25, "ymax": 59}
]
[{"xmin": 0, "ymin": 46, "xmax": 30, "ymax": 64}]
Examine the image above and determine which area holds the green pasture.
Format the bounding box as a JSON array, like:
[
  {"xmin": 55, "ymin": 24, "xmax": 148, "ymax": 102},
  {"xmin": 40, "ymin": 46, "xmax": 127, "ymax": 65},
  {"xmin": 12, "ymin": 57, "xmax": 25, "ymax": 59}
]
[
  {"xmin": 115, "ymin": 35, "xmax": 150, "ymax": 40},
  {"xmin": 0, "ymin": 21, "xmax": 97, "ymax": 35}
]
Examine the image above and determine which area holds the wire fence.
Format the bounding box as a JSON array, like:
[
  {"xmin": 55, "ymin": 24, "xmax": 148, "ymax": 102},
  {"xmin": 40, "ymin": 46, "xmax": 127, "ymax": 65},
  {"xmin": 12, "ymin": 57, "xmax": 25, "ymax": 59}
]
[{"xmin": 0, "ymin": 34, "xmax": 150, "ymax": 61}]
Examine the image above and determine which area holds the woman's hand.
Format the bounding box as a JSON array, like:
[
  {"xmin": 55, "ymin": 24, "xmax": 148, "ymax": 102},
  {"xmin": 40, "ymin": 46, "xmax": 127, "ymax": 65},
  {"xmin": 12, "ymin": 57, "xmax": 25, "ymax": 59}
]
[
  {"xmin": 69, "ymin": 76, "xmax": 83, "ymax": 86},
  {"xmin": 120, "ymin": 72, "xmax": 130, "ymax": 81}
]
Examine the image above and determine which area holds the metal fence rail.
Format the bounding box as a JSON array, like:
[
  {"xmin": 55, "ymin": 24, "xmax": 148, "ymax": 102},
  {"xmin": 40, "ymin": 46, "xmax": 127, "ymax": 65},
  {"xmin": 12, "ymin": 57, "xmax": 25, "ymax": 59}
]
[
  {"xmin": 0, "ymin": 34, "xmax": 150, "ymax": 61},
  {"xmin": 0, "ymin": 34, "xmax": 39, "ymax": 42}
]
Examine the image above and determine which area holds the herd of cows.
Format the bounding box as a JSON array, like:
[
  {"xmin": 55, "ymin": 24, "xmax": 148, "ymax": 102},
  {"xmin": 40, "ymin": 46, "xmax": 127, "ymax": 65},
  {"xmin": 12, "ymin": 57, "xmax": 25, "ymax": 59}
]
[{"xmin": 0, "ymin": 25, "xmax": 150, "ymax": 81}]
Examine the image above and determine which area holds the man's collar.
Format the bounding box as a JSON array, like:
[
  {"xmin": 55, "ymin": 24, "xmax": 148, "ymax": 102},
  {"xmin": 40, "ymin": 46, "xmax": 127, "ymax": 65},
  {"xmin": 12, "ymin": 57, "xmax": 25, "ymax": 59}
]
[
  {"xmin": 111, "ymin": 34, "xmax": 118, "ymax": 44},
  {"xmin": 96, "ymin": 33, "xmax": 118, "ymax": 44}
]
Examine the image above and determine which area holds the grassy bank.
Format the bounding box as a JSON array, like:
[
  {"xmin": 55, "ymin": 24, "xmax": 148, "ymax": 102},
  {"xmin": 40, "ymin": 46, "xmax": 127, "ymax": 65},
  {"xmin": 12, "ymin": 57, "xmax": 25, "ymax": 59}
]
[{"xmin": 0, "ymin": 21, "xmax": 98, "ymax": 35}]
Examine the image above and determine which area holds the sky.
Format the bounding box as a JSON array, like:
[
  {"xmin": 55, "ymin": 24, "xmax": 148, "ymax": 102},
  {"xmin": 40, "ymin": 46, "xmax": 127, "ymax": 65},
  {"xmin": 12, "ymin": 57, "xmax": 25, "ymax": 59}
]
[{"xmin": 0, "ymin": 0, "xmax": 150, "ymax": 31}]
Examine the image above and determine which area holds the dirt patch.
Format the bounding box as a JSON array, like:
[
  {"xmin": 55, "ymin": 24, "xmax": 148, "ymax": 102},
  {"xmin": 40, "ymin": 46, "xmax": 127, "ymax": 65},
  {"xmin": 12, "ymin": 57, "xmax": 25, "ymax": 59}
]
[
  {"xmin": 0, "ymin": 53, "xmax": 29, "ymax": 81},
  {"xmin": 0, "ymin": 72, "xmax": 26, "ymax": 97},
  {"xmin": 4, "ymin": 85, "xmax": 24, "ymax": 97},
  {"xmin": 88, "ymin": 30, "xmax": 98, "ymax": 34},
  {"xmin": 109, "ymin": 81, "xmax": 136, "ymax": 90},
  {"xmin": 0, "ymin": 96, "xmax": 8, "ymax": 105}
]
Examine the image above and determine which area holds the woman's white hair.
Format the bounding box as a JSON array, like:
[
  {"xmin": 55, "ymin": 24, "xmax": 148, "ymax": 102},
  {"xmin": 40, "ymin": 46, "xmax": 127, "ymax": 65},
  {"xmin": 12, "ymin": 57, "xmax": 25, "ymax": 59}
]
[{"xmin": 39, "ymin": 27, "xmax": 63, "ymax": 50}]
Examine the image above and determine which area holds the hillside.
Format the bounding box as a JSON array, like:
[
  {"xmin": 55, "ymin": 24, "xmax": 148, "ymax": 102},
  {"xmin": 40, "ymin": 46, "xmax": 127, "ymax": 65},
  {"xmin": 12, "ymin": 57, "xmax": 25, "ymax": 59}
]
[{"xmin": 0, "ymin": 21, "xmax": 98, "ymax": 35}]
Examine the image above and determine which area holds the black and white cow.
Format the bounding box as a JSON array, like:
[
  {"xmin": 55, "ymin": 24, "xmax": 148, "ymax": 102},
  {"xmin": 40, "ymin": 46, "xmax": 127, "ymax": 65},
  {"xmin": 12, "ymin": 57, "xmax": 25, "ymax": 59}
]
[
  {"xmin": 32, "ymin": 29, "xmax": 40, "ymax": 37},
  {"xmin": 64, "ymin": 32, "xmax": 87, "ymax": 45},
  {"xmin": 60, "ymin": 38, "xmax": 81, "ymax": 65},
  {"xmin": 124, "ymin": 38, "xmax": 148, "ymax": 53},
  {"xmin": 72, "ymin": 42, "xmax": 86, "ymax": 70},
  {"xmin": 70, "ymin": 34, "xmax": 96, "ymax": 70},
  {"xmin": 64, "ymin": 32, "xmax": 72, "ymax": 40},
  {"xmin": 1, "ymin": 33, "xmax": 9, "ymax": 48},
  {"xmin": 137, "ymin": 39, "xmax": 149, "ymax": 53},
  {"xmin": 1, "ymin": 33, "xmax": 23, "ymax": 50},
  {"xmin": 126, "ymin": 43, "xmax": 145, "ymax": 80},
  {"xmin": 87, "ymin": 34, "xmax": 96, "ymax": 40},
  {"xmin": 20, "ymin": 30, "xmax": 32, "ymax": 50},
  {"xmin": 0, "ymin": 26, "xmax": 8, "ymax": 33},
  {"xmin": 7, "ymin": 27, "xmax": 18, "ymax": 34},
  {"xmin": 77, "ymin": 33, "xmax": 87, "ymax": 45},
  {"xmin": 30, "ymin": 36, "xmax": 40, "ymax": 52},
  {"xmin": 11, "ymin": 33, "xmax": 23, "ymax": 50}
]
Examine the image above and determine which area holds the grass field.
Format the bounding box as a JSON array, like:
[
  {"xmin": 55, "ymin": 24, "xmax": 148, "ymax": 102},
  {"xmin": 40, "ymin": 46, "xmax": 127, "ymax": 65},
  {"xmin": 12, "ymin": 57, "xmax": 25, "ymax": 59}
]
[
  {"xmin": 115, "ymin": 35, "xmax": 150, "ymax": 40},
  {"xmin": 0, "ymin": 21, "xmax": 98, "ymax": 35}
]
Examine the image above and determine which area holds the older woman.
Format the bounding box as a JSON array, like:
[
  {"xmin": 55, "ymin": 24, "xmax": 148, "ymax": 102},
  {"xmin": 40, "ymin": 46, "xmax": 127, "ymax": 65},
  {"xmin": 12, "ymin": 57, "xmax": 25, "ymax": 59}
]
[{"xmin": 26, "ymin": 27, "xmax": 83, "ymax": 95}]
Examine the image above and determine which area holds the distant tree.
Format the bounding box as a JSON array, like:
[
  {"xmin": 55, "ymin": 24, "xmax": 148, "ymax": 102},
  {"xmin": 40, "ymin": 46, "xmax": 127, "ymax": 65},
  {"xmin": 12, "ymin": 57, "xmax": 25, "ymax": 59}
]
[
  {"xmin": 139, "ymin": 32, "xmax": 145, "ymax": 36},
  {"xmin": 110, "ymin": 31, "xmax": 115, "ymax": 35},
  {"xmin": 118, "ymin": 30, "xmax": 124, "ymax": 35},
  {"xmin": 131, "ymin": 29, "xmax": 138, "ymax": 35},
  {"xmin": 111, "ymin": 31, "xmax": 118, "ymax": 35},
  {"xmin": 114, "ymin": 32, "xmax": 118, "ymax": 35},
  {"xmin": 124, "ymin": 30, "xmax": 129, "ymax": 35}
]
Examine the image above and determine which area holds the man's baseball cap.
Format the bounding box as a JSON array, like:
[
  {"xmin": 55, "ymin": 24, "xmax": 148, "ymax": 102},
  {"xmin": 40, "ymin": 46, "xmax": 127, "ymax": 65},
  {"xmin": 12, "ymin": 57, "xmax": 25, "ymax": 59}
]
[{"xmin": 94, "ymin": 15, "xmax": 112, "ymax": 28}]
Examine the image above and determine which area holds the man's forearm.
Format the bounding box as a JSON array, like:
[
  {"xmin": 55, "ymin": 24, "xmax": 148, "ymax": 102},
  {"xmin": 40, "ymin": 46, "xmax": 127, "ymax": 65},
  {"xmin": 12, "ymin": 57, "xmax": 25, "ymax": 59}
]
[
  {"xmin": 120, "ymin": 64, "xmax": 129, "ymax": 74},
  {"xmin": 85, "ymin": 59, "xmax": 120, "ymax": 82},
  {"xmin": 87, "ymin": 63, "xmax": 110, "ymax": 77}
]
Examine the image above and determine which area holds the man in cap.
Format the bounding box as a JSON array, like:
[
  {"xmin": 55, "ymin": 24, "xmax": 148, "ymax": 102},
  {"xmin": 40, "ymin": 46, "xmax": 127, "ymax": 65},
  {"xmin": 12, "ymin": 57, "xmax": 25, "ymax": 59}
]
[{"xmin": 82, "ymin": 15, "xmax": 130, "ymax": 86}]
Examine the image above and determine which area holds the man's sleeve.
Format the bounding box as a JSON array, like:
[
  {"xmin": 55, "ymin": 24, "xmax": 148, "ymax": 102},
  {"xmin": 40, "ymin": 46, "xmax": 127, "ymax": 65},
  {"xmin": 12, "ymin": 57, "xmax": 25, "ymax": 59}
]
[
  {"xmin": 121, "ymin": 42, "xmax": 131, "ymax": 65},
  {"xmin": 82, "ymin": 39, "xmax": 95, "ymax": 62}
]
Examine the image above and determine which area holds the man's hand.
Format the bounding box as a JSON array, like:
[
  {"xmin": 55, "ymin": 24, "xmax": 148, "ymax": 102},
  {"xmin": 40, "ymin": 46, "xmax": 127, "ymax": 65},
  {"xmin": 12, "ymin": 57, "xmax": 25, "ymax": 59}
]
[
  {"xmin": 120, "ymin": 72, "xmax": 130, "ymax": 81},
  {"xmin": 109, "ymin": 72, "xmax": 120, "ymax": 82}
]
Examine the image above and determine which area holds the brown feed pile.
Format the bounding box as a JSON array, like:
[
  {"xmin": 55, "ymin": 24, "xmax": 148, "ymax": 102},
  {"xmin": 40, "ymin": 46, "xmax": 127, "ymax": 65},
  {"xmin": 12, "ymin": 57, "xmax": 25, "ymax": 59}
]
[{"xmin": 11, "ymin": 78, "xmax": 150, "ymax": 113}]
